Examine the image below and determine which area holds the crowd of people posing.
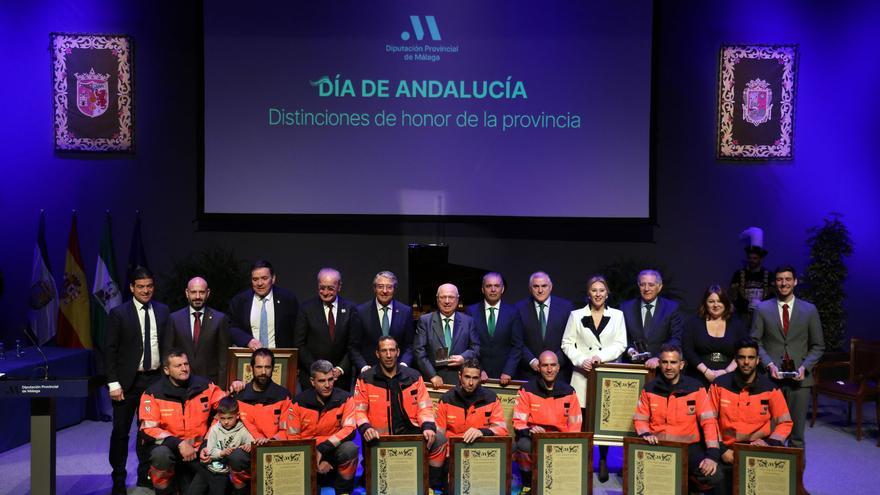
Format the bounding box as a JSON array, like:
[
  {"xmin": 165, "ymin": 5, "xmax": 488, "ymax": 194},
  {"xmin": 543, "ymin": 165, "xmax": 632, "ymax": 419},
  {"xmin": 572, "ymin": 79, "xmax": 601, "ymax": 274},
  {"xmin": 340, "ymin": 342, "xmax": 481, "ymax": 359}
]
[{"xmin": 104, "ymin": 256, "xmax": 823, "ymax": 495}]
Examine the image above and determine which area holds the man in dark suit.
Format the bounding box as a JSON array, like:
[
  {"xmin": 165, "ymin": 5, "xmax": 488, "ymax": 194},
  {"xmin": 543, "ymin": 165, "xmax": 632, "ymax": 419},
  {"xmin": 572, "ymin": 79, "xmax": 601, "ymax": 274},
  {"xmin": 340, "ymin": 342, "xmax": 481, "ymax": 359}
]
[
  {"xmin": 516, "ymin": 271, "xmax": 574, "ymax": 382},
  {"xmin": 104, "ymin": 266, "xmax": 170, "ymax": 494},
  {"xmin": 466, "ymin": 272, "xmax": 523, "ymax": 385},
  {"xmin": 293, "ymin": 268, "xmax": 359, "ymax": 390},
  {"xmin": 751, "ymin": 265, "xmax": 824, "ymax": 450},
  {"xmin": 227, "ymin": 260, "xmax": 299, "ymax": 349},
  {"xmin": 350, "ymin": 270, "xmax": 415, "ymax": 376},
  {"xmin": 621, "ymin": 269, "xmax": 683, "ymax": 370},
  {"xmin": 414, "ymin": 283, "xmax": 480, "ymax": 387},
  {"xmin": 162, "ymin": 276, "xmax": 231, "ymax": 386}
]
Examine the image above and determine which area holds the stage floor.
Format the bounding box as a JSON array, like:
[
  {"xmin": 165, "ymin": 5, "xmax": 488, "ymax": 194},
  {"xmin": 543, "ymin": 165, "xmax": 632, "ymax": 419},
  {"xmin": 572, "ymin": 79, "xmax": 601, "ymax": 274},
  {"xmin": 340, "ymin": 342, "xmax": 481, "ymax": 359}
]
[{"xmin": 0, "ymin": 396, "xmax": 877, "ymax": 494}]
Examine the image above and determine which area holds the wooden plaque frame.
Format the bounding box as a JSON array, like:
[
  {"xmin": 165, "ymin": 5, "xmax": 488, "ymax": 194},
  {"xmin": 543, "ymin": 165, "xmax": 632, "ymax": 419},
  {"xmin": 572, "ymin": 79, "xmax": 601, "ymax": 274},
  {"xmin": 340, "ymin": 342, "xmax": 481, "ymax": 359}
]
[
  {"xmin": 365, "ymin": 434, "xmax": 429, "ymax": 495},
  {"xmin": 622, "ymin": 437, "xmax": 688, "ymax": 495},
  {"xmin": 250, "ymin": 439, "xmax": 316, "ymax": 495},
  {"xmin": 448, "ymin": 436, "xmax": 512, "ymax": 495},
  {"xmin": 532, "ymin": 431, "xmax": 593, "ymax": 495},
  {"xmin": 732, "ymin": 443, "xmax": 804, "ymax": 495},
  {"xmin": 586, "ymin": 363, "xmax": 651, "ymax": 445},
  {"xmin": 226, "ymin": 347, "xmax": 298, "ymax": 392}
]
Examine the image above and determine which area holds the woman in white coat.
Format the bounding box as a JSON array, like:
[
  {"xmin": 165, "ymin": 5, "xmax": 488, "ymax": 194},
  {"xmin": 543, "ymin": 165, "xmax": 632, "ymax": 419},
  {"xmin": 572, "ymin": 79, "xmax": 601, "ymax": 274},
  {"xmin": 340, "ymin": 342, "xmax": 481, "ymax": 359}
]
[{"xmin": 561, "ymin": 274, "xmax": 627, "ymax": 482}]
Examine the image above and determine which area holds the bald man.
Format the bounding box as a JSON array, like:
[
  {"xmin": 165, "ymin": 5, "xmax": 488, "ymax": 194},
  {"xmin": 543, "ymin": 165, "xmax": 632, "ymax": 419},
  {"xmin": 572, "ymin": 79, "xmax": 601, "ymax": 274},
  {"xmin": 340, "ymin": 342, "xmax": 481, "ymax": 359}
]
[
  {"xmin": 414, "ymin": 283, "xmax": 481, "ymax": 388},
  {"xmin": 162, "ymin": 277, "xmax": 233, "ymax": 385}
]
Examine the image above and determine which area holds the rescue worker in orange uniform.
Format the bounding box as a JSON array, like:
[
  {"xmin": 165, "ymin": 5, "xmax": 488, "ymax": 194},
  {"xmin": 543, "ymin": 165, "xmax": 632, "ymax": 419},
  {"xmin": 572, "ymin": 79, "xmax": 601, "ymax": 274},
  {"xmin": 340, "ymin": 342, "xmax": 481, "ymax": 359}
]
[
  {"xmin": 709, "ymin": 338, "xmax": 792, "ymax": 494},
  {"xmin": 139, "ymin": 349, "xmax": 226, "ymax": 495},
  {"xmin": 353, "ymin": 335, "xmax": 448, "ymax": 493},
  {"xmin": 282, "ymin": 359, "xmax": 358, "ymax": 495},
  {"xmin": 435, "ymin": 358, "xmax": 508, "ymax": 491},
  {"xmin": 633, "ymin": 344, "xmax": 722, "ymax": 492},
  {"xmin": 232, "ymin": 348, "xmax": 291, "ymax": 442},
  {"xmin": 512, "ymin": 350, "xmax": 582, "ymax": 493}
]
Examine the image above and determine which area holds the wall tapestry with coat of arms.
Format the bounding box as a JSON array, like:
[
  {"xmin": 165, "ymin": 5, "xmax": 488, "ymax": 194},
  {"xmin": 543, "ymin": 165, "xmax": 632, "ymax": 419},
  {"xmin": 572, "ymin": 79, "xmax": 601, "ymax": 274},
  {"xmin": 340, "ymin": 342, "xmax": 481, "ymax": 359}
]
[{"xmin": 51, "ymin": 33, "xmax": 134, "ymax": 152}]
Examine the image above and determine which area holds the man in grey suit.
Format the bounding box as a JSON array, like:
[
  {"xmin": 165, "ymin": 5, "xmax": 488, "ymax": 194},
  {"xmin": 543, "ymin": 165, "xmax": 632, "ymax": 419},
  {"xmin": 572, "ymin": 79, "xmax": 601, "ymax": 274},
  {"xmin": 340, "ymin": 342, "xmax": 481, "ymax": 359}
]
[
  {"xmin": 414, "ymin": 283, "xmax": 480, "ymax": 388},
  {"xmin": 751, "ymin": 265, "xmax": 824, "ymax": 449},
  {"xmin": 162, "ymin": 277, "xmax": 231, "ymax": 385}
]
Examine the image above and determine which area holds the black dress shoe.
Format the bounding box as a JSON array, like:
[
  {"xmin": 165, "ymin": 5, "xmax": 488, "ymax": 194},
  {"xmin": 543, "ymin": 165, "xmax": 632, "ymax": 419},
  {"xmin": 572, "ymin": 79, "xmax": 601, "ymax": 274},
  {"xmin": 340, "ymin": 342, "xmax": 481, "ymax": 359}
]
[
  {"xmin": 597, "ymin": 459, "xmax": 609, "ymax": 483},
  {"xmin": 111, "ymin": 479, "xmax": 127, "ymax": 494}
]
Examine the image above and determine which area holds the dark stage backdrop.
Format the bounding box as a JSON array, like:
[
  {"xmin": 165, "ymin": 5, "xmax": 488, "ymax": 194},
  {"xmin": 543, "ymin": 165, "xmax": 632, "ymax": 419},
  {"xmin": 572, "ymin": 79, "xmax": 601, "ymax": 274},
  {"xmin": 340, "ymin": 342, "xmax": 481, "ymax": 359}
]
[
  {"xmin": 0, "ymin": 1, "xmax": 877, "ymax": 350},
  {"xmin": 202, "ymin": 1, "xmax": 653, "ymax": 219}
]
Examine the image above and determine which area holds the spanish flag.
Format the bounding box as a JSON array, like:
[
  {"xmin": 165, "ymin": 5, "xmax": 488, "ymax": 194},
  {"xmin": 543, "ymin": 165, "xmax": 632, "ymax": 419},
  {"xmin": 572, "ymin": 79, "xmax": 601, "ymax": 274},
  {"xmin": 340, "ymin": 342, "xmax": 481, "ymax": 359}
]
[{"xmin": 58, "ymin": 212, "xmax": 92, "ymax": 349}]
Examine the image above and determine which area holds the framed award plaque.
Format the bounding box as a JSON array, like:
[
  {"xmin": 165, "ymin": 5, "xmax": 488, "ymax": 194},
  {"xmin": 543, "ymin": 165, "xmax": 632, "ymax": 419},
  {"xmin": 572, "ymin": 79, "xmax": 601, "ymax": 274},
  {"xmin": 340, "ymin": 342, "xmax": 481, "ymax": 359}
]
[
  {"xmin": 733, "ymin": 443, "xmax": 804, "ymax": 495},
  {"xmin": 586, "ymin": 363, "xmax": 651, "ymax": 445},
  {"xmin": 226, "ymin": 347, "xmax": 298, "ymax": 391},
  {"xmin": 448, "ymin": 436, "xmax": 512, "ymax": 495},
  {"xmin": 532, "ymin": 432, "xmax": 593, "ymax": 495},
  {"xmin": 365, "ymin": 434, "xmax": 428, "ymax": 495},
  {"xmin": 251, "ymin": 439, "xmax": 316, "ymax": 495},
  {"xmin": 622, "ymin": 437, "xmax": 688, "ymax": 495}
]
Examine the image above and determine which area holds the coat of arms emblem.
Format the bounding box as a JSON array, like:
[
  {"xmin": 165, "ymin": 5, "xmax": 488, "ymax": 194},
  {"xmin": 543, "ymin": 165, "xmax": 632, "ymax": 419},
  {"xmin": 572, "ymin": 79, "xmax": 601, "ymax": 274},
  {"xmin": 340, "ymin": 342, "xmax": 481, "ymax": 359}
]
[
  {"xmin": 75, "ymin": 67, "xmax": 110, "ymax": 117},
  {"xmin": 741, "ymin": 78, "xmax": 773, "ymax": 126}
]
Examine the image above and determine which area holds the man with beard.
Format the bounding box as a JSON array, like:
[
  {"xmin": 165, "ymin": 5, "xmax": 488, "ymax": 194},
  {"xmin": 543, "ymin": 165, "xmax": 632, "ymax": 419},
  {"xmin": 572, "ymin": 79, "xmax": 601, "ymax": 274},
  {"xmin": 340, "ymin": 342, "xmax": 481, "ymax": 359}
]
[
  {"xmin": 435, "ymin": 359, "xmax": 508, "ymax": 493},
  {"xmin": 163, "ymin": 276, "xmax": 232, "ymax": 385},
  {"xmin": 730, "ymin": 241, "xmax": 775, "ymax": 317},
  {"xmin": 233, "ymin": 348, "xmax": 292, "ymax": 444},
  {"xmin": 283, "ymin": 360, "xmax": 359, "ymax": 495},
  {"xmin": 139, "ymin": 349, "xmax": 226, "ymax": 495},
  {"xmin": 512, "ymin": 351, "xmax": 581, "ymax": 493},
  {"xmin": 354, "ymin": 336, "xmax": 448, "ymax": 493},
  {"xmin": 710, "ymin": 338, "xmax": 792, "ymax": 493},
  {"xmin": 633, "ymin": 345, "xmax": 721, "ymax": 492},
  {"xmin": 751, "ymin": 266, "xmax": 823, "ymax": 451}
]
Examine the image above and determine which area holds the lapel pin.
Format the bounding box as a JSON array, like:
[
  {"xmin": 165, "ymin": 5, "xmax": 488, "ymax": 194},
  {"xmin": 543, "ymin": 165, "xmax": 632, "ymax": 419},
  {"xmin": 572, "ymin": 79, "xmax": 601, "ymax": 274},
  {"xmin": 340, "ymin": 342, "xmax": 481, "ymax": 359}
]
[{"xmin": 340, "ymin": 308, "xmax": 347, "ymax": 314}]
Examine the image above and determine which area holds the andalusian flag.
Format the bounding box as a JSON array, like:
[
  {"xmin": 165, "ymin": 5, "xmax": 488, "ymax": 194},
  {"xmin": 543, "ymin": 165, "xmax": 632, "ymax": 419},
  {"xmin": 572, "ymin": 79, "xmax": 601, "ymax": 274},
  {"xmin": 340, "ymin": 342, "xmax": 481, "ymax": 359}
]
[
  {"xmin": 29, "ymin": 210, "xmax": 59, "ymax": 345},
  {"xmin": 91, "ymin": 211, "xmax": 122, "ymax": 353},
  {"xmin": 57, "ymin": 212, "xmax": 92, "ymax": 349}
]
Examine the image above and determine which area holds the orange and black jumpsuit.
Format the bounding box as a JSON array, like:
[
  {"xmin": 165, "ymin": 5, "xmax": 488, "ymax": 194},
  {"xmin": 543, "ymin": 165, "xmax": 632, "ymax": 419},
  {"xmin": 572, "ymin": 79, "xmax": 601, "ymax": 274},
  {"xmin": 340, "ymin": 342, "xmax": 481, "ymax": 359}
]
[{"xmin": 139, "ymin": 376, "xmax": 225, "ymax": 492}]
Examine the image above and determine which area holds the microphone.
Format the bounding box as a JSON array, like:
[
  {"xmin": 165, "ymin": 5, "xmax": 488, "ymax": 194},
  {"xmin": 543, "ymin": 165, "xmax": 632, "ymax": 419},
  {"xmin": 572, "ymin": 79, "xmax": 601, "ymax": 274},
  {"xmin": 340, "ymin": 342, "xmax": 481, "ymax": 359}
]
[{"xmin": 23, "ymin": 326, "xmax": 50, "ymax": 381}]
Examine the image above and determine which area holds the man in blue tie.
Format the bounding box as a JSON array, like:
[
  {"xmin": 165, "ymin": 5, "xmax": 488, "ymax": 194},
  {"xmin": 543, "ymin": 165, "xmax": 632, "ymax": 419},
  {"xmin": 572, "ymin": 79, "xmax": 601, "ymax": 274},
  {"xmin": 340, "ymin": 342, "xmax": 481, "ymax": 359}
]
[{"xmin": 227, "ymin": 260, "xmax": 299, "ymax": 349}]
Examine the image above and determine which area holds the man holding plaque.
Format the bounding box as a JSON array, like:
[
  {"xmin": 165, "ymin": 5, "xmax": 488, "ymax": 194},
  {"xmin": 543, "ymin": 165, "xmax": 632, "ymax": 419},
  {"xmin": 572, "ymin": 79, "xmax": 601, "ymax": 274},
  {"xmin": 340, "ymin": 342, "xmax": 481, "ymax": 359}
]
[
  {"xmin": 710, "ymin": 338, "xmax": 792, "ymax": 493},
  {"xmin": 354, "ymin": 336, "xmax": 449, "ymax": 493},
  {"xmin": 633, "ymin": 344, "xmax": 722, "ymax": 491},
  {"xmin": 233, "ymin": 348, "xmax": 292, "ymax": 443},
  {"xmin": 139, "ymin": 349, "xmax": 227, "ymax": 495},
  {"xmin": 621, "ymin": 269, "xmax": 684, "ymax": 369},
  {"xmin": 414, "ymin": 283, "xmax": 481, "ymax": 388},
  {"xmin": 751, "ymin": 265, "xmax": 824, "ymax": 451},
  {"xmin": 512, "ymin": 351, "xmax": 582, "ymax": 493},
  {"xmin": 283, "ymin": 360, "xmax": 359, "ymax": 494}
]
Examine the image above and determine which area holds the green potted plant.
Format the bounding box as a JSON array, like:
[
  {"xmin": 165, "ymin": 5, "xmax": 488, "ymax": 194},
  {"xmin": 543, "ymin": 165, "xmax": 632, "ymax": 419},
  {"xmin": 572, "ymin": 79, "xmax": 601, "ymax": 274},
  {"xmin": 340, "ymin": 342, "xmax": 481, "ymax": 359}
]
[
  {"xmin": 156, "ymin": 247, "xmax": 248, "ymax": 311},
  {"xmin": 801, "ymin": 213, "xmax": 853, "ymax": 352}
]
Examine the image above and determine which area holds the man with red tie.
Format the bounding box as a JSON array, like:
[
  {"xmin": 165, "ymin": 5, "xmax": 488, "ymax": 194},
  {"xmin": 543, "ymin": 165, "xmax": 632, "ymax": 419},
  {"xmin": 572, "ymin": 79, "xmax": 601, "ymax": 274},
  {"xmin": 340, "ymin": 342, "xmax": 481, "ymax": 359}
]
[
  {"xmin": 293, "ymin": 268, "xmax": 360, "ymax": 390},
  {"xmin": 751, "ymin": 265, "xmax": 824, "ymax": 450}
]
